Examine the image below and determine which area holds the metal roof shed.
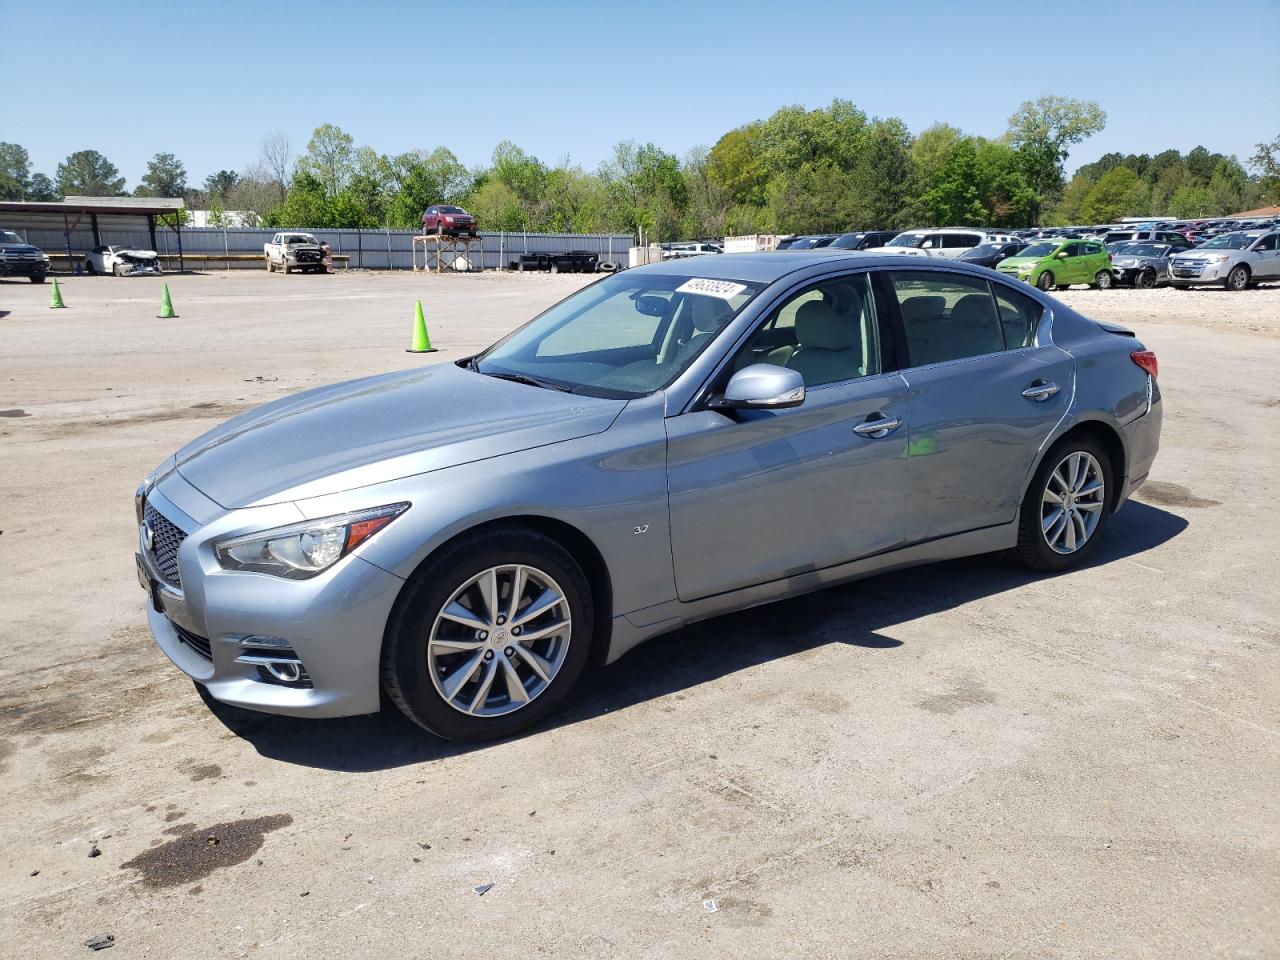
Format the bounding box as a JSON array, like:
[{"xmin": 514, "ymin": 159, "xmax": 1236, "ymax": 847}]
[{"xmin": 0, "ymin": 196, "xmax": 186, "ymax": 271}]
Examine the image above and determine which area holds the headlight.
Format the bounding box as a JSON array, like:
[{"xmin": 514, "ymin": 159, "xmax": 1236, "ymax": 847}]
[
  {"xmin": 1202, "ymin": 254, "xmax": 1229, "ymax": 262},
  {"xmin": 214, "ymin": 503, "xmax": 409, "ymax": 579}
]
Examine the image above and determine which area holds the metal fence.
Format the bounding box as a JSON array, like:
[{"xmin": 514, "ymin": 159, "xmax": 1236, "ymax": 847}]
[{"xmin": 14, "ymin": 225, "xmax": 635, "ymax": 271}]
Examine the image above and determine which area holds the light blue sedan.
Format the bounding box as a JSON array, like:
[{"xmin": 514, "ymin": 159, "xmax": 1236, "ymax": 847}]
[{"xmin": 135, "ymin": 252, "xmax": 1163, "ymax": 740}]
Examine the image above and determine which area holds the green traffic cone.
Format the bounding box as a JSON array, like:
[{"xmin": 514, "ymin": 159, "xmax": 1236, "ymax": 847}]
[
  {"xmin": 406, "ymin": 299, "xmax": 437, "ymax": 353},
  {"xmin": 49, "ymin": 276, "xmax": 66, "ymax": 309},
  {"xmin": 157, "ymin": 282, "xmax": 177, "ymax": 319}
]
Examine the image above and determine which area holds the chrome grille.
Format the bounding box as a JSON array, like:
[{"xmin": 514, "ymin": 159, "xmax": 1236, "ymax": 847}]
[{"xmin": 144, "ymin": 503, "xmax": 187, "ymax": 589}]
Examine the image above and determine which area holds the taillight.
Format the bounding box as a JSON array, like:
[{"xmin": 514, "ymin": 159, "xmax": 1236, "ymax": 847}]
[{"xmin": 1131, "ymin": 350, "xmax": 1158, "ymax": 379}]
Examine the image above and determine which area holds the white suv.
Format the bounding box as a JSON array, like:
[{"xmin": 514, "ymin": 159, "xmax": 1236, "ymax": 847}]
[{"xmin": 865, "ymin": 228, "xmax": 1016, "ymax": 258}]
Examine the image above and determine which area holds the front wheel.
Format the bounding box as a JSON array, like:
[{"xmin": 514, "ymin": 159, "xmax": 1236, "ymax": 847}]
[
  {"xmin": 1092, "ymin": 270, "xmax": 1113, "ymax": 290},
  {"xmin": 1225, "ymin": 266, "xmax": 1249, "ymax": 291},
  {"xmin": 30, "ymin": 273, "xmax": 46, "ymax": 284},
  {"xmin": 1037, "ymin": 270, "xmax": 1055, "ymax": 291},
  {"xmin": 1015, "ymin": 439, "xmax": 1113, "ymax": 573},
  {"xmin": 1136, "ymin": 267, "xmax": 1157, "ymax": 289},
  {"xmin": 381, "ymin": 527, "xmax": 594, "ymax": 741}
]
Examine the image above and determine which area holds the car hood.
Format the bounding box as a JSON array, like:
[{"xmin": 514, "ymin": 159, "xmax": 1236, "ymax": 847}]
[
  {"xmin": 0, "ymin": 243, "xmax": 43, "ymax": 254},
  {"xmin": 997, "ymin": 256, "xmax": 1045, "ymax": 269},
  {"xmin": 116, "ymin": 248, "xmax": 159, "ymax": 257},
  {"xmin": 175, "ymin": 362, "xmax": 627, "ymax": 508}
]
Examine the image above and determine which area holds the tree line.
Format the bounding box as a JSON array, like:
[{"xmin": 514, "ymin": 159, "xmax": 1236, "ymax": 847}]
[{"xmin": 3, "ymin": 100, "xmax": 1277, "ymax": 238}]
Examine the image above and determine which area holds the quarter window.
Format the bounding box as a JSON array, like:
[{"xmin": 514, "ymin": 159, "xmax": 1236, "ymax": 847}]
[
  {"xmin": 733, "ymin": 274, "xmax": 880, "ymax": 387},
  {"xmin": 889, "ymin": 271, "xmax": 1007, "ymax": 366},
  {"xmin": 990, "ymin": 284, "xmax": 1044, "ymax": 349}
]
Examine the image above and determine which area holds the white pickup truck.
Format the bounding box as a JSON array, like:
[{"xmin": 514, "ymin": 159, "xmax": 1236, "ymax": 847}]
[{"xmin": 264, "ymin": 232, "xmax": 326, "ymax": 274}]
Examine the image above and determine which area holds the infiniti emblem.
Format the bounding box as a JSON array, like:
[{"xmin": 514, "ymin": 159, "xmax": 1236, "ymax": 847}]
[{"xmin": 142, "ymin": 521, "xmax": 155, "ymax": 551}]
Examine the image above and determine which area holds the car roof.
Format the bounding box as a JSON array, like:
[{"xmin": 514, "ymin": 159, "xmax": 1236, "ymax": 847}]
[{"xmin": 631, "ymin": 250, "xmax": 1017, "ymax": 284}]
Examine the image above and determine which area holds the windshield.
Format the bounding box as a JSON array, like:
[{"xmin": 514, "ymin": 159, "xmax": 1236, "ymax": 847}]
[
  {"xmin": 828, "ymin": 233, "xmax": 866, "ymax": 249},
  {"xmin": 961, "ymin": 243, "xmax": 1007, "ymax": 258},
  {"xmin": 0, "ymin": 230, "xmax": 22, "ymax": 244},
  {"xmin": 886, "ymin": 233, "xmax": 926, "ymax": 248},
  {"xmin": 1200, "ymin": 233, "xmax": 1254, "ymax": 250},
  {"xmin": 439, "ymin": 206, "xmax": 467, "ymax": 215},
  {"xmin": 1123, "ymin": 244, "xmax": 1170, "ymax": 258},
  {"xmin": 475, "ymin": 271, "xmax": 765, "ymax": 398},
  {"xmin": 286, "ymin": 235, "xmax": 317, "ymax": 244},
  {"xmin": 1020, "ymin": 242, "xmax": 1060, "ymax": 258}
]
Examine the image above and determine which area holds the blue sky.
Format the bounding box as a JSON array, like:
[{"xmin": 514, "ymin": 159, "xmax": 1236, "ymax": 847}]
[{"xmin": 4, "ymin": 0, "xmax": 1278, "ymax": 187}]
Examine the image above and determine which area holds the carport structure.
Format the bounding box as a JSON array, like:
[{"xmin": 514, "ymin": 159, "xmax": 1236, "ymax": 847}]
[{"xmin": 0, "ymin": 196, "xmax": 185, "ymax": 272}]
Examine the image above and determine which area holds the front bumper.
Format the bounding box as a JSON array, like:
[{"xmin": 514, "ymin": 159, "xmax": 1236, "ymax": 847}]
[
  {"xmin": 0, "ymin": 257, "xmax": 48, "ymax": 277},
  {"xmin": 1168, "ymin": 260, "xmax": 1227, "ymax": 285},
  {"xmin": 137, "ymin": 475, "xmax": 406, "ymax": 718}
]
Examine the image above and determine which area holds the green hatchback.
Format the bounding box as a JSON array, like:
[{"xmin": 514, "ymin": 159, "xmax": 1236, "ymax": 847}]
[{"xmin": 996, "ymin": 239, "xmax": 1113, "ymax": 291}]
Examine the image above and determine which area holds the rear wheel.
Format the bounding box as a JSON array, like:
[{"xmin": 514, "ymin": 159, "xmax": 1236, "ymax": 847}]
[
  {"xmin": 1092, "ymin": 270, "xmax": 1113, "ymax": 290},
  {"xmin": 381, "ymin": 527, "xmax": 594, "ymax": 741},
  {"xmin": 1136, "ymin": 267, "xmax": 1158, "ymax": 289},
  {"xmin": 1225, "ymin": 265, "xmax": 1249, "ymax": 291},
  {"xmin": 1015, "ymin": 438, "xmax": 1113, "ymax": 572},
  {"xmin": 1037, "ymin": 270, "xmax": 1055, "ymax": 291}
]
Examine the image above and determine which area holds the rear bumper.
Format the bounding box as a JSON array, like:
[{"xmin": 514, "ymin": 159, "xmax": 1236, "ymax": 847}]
[{"xmin": 1118, "ymin": 383, "xmax": 1162, "ymax": 508}]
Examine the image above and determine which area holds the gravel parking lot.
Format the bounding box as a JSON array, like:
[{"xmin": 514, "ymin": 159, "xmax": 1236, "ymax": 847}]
[{"xmin": 1, "ymin": 270, "xmax": 1277, "ymax": 958}]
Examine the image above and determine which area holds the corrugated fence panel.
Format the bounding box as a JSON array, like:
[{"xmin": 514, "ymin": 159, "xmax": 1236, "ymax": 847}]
[{"xmin": 11, "ymin": 225, "xmax": 633, "ymax": 271}]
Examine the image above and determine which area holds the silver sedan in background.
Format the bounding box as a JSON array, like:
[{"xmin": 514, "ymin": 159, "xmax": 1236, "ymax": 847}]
[{"xmin": 135, "ymin": 253, "xmax": 1163, "ymax": 740}]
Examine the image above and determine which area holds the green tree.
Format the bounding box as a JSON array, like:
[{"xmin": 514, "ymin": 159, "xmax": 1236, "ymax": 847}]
[
  {"xmin": 263, "ymin": 171, "xmax": 329, "ymax": 227},
  {"xmin": 55, "ymin": 149, "xmax": 125, "ymax": 196},
  {"xmin": 465, "ymin": 180, "xmax": 526, "ymax": 231},
  {"xmin": 1208, "ymin": 158, "xmax": 1247, "ymax": 215},
  {"xmin": 1006, "ymin": 96, "xmax": 1106, "ymax": 221},
  {"xmin": 1249, "ymin": 134, "xmax": 1280, "ymax": 206},
  {"xmin": 203, "ymin": 170, "xmax": 241, "ymax": 203},
  {"xmin": 1169, "ymin": 184, "xmax": 1214, "ymax": 219},
  {"xmin": 848, "ymin": 118, "xmax": 914, "ymax": 229},
  {"xmin": 136, "ymin": 152, "xmax": 187, "ymax": 197},
  {"xmin": 26, "ymin": 172, "xmax": 59, "ymax": 201},
  {"xmin": 706, "ymin": 125, "xmax": 769, "ymax": 207},
  {"xmin": 921, "ymin": 138, "xmax": 987, "ymax": 225},
  {"xmin": 1079, "ymin": 166, "xmax": 1144, "ymax": 222},
  {"xmin": 299, "ymin": 123, "xmax": 356, "ymax": 197},
  {"xmin": 0, "ymin": 142, "xmax": 31, "ymax": 200}
]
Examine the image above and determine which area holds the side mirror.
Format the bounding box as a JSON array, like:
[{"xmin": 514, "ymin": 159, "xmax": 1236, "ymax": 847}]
[
  {"xmin": 633, "ymin": 294, "xmax": 668, "ymax": 317},
  {"xmin": 714, "ymin": 364, "xmax": 806, "ymax": 411},
  {"xmin": 1056, "ymin": 251, "xmax": 1070, "ymax": 259}
]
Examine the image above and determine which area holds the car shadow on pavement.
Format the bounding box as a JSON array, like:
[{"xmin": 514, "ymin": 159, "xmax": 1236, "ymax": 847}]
[{"xmin": 203, "ymin": 500, "xmax": 1187, "ymax": 770}]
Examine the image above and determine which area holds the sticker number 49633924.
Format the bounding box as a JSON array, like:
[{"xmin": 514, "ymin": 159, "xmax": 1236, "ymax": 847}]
[{"xmin": 675, "ymin": 278, "xmax": 748, "ymax": 300}]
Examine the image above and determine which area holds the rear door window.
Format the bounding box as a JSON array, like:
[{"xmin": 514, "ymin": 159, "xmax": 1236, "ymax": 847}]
[{"xmin": 887, "ymin": 271, "xmax": 1007, "ymax": 366}]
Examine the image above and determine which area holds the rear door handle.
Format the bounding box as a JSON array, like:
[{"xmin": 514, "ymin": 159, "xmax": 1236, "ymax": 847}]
[
  {"xmin": 853, "ymin": 415, "xmax": 902, "ymax": 438},
  {"xmin": 1021, "ymin": 381, "xmax": 1060, "ymax": 402}
]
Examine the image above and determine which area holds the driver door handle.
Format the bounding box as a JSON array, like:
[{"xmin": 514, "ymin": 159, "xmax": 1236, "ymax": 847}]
[
  {"xmin": 853, "ymin": 415, "xmax": 902, "ymax": 438},
  {"xmin": 1021, "ymin": 381, "xmax": 1060, "ymax": 402}
]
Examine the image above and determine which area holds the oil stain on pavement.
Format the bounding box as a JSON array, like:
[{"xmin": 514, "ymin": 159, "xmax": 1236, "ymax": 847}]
[{"xmin": 121, "ymin": 814, "xmax": 292, "ymax": 887}]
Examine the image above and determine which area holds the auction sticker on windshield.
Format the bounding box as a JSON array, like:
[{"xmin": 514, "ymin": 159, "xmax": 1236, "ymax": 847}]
[{"xmin": 676, "ymin": 278, "xmax": 748, "ymax": 300}]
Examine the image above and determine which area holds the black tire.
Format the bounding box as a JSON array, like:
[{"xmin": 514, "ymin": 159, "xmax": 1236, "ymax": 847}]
[
  {"xmin": 1015, "ymin": 436, "xmax": 1114, "ymax": 573},
  {"xmin": 1092, "ymin": 270, "xmax": 1113, "ymax": 290},
  {"xmin": 381, "ymin": 526, "xmax": 595, "ymax": 741},
  {"xmin": 30, "ymin": 273, "xmax": 46, "ymax": 284},
  {"xmin": 1225, "ymin": 265, "xmax": 1249, "ymax": 291},
  {"xmin": 85, "ymin": 260, "xmax": 97, "ymax": 275},
  {"xmin": 1055, "ymin": 284, "xmax": 1071, "ymax": 291},
  {"xmin": 1037, "ymin": 270, "xmax": 1055, "ymax": 291},
  {"xmin": 1136, "ymin": 267, "xmax": 1157, "ymax": 289}
]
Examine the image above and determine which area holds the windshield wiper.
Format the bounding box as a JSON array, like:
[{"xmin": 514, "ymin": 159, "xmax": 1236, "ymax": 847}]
[{"xmin": 482, "ymin": 371, "xmax": 574, "ymax": 393}]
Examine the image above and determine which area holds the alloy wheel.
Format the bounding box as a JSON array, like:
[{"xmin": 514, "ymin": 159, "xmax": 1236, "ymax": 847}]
[
  {"xmin": 428, "ymin": 564, "xmax": 572, "ymax": 717},
  {"xmin": 1041, "ymin": 451, "xmax": 1106, "ymax": 555}
]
